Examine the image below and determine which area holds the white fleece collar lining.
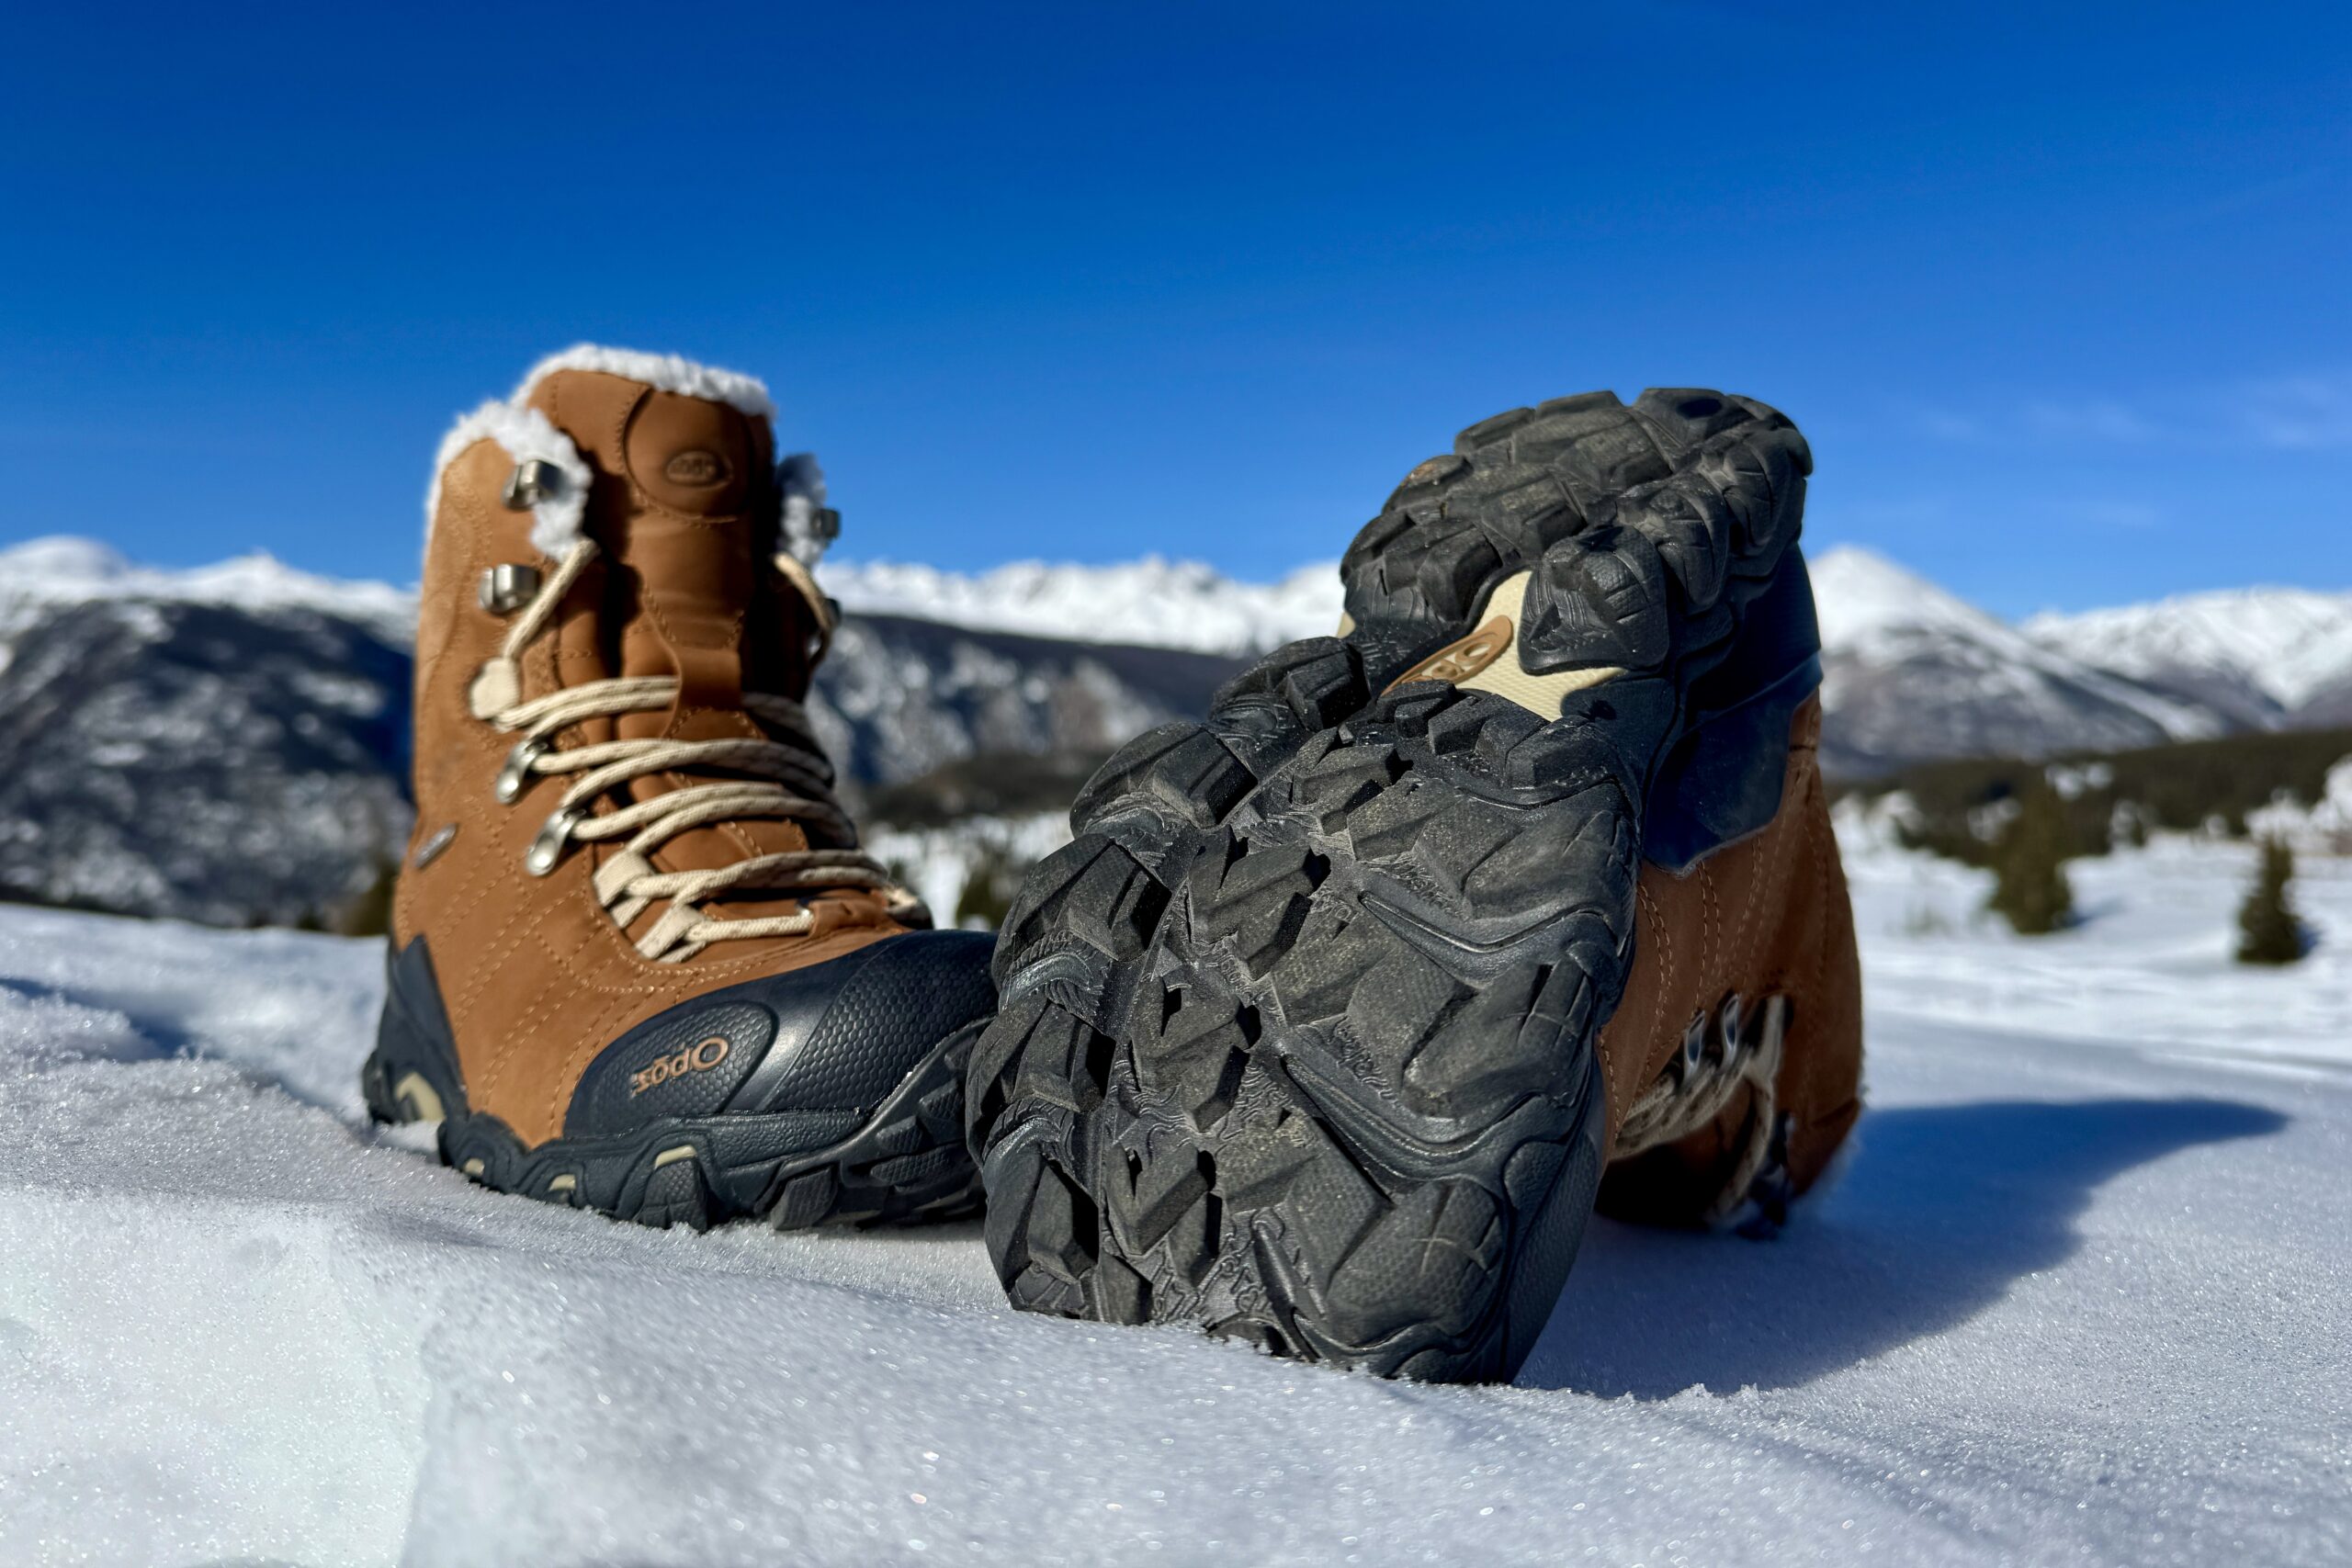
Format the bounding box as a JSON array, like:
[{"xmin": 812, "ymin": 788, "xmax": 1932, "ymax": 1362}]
[
  {"xmin": 424, "ymin": 400, "xmax": 594, "ymax": 557},
  {"xmin": 514, "ymin": 344, "xmax": 777, "ymax": 422}
]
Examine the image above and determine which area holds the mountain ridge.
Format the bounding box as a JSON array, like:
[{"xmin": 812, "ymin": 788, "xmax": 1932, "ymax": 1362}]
[
  {"xmin": 12, "ymin": 532, "xmax": 2346, "ymax": 705},
  {"xmin": 4, "ymin": 531, "xmax": 2346, "ymax": 927}
]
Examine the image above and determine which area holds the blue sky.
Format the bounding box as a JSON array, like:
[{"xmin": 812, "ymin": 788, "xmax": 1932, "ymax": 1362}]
[{"xmin": 2, "ymin": 2, "xmax": 2345, "ymax": 615}]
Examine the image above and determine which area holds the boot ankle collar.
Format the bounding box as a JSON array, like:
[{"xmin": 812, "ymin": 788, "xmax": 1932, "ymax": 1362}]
[
  {"xmin": 514, "ymin": 344, "xmax": 776, "ymax": 422},
  {"xmin": 425, "ymin": 400, "xmax": 594, "ymax": 557}
]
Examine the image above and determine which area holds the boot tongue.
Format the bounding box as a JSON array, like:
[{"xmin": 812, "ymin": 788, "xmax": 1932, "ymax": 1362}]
[
  {"xmin": 523, "ymin": 372, "xmax": 827, "ymax": 890},
  {"xmin": 602, "ymin": 386, "xmax": 766, "ymax": 736}
]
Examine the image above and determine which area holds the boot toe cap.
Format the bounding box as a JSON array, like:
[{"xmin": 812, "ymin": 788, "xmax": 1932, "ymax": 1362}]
[{"xmin": 564, "ymin": 930, "xmax": 997, "ymax": 1137}]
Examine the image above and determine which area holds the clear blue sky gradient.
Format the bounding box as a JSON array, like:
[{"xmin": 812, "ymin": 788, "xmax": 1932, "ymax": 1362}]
[{"xmin": 3, "ymin": 2, "xmax": 2346, "ymax": 615}]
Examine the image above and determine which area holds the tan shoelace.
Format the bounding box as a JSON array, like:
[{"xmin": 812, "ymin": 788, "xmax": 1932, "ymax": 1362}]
[{"xmin": 472, "ymin": 539, "xmax": 926, "ymax": 962}]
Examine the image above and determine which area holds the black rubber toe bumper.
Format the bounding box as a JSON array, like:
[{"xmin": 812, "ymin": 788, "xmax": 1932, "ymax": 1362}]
[{"xmin": 365, "ymin": 930, "xmax": 997, "ymax": 1231}]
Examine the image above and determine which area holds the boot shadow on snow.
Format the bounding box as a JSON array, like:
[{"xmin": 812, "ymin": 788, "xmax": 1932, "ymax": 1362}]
[{"xmin": 1515, "ymin": 1096, "xmax": 2285, "ymax": 1397}]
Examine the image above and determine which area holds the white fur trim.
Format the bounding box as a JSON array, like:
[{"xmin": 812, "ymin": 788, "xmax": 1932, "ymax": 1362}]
[
  {"xmin": 513, "ymin": 344, "xmax": 777, "ymax": 422},
  {"xmin": 424, "ymin": 400, "xmax": 594, "ymax": 558}
]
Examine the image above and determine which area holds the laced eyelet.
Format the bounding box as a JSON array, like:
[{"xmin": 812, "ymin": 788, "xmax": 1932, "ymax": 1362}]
[
  {"xmin": 525, "ymin": 807, "xmax": 583, "ymax": 876},
  {"xmin": 496, "ymin": 736, "xmax": 550, "ymax": 804}
]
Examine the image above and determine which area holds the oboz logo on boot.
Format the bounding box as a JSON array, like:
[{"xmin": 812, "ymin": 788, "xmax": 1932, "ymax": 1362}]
[
  {"xmin": 663, "ymin": 449, "xmax": 731, "ymax": 486},
  {"xmin": 629, "ymin": 1034, "xmax": 731, "ymax": 1096}
]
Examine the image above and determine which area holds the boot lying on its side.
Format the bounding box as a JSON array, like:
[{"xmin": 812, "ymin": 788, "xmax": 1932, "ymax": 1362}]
[{"xmin": 970, "ymin": 389, "xmax": 1862, "ymax": 1382}]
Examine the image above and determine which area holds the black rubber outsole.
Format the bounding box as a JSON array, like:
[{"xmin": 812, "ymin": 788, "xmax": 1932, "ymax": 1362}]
[
  {"xmin": 364, "ymin": 1015, "xmax": 984, "ymax": 1233},
  {"xmin": 967, "ymin": 389, "xmax": 1815, "ymax": 1382}
]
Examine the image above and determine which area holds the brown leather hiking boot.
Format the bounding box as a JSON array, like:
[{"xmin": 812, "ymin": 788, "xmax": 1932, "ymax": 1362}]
[
  {"xmin": 970, "ymin": 389, "xmax": 1861, "ymax": 1381},
  {"xmin": 364, "ymin": 346, "xmax": 992, "ymax": 1230}
]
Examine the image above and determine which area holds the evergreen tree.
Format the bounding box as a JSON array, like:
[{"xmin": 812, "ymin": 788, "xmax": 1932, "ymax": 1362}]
[
  {"xmin": 1988, "ymin": 785, "xmax": 2075, "ymax": 935},
  {"xmin": 2236, "ymin": 836, "xmax": 2305, "ymax": 965}
]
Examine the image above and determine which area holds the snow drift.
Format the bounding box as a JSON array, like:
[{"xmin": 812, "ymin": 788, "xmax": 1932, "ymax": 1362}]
[{"xmin": 0, "ymin": 827, "xmax": 2346, "ymax": 1564}]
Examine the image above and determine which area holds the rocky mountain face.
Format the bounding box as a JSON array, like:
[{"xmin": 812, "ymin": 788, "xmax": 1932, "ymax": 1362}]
[
  {"xmin": 4, "ymin": 534, "xmax": 2346, "ymax": 928},
  {"xmin": 807, "ymin": 613, "xmax": 1236, "ymax": 799},
  {"xmin": 0, "ymin": 594, "xmax": 414, "ymax": 929},
  {"xmin": 1806, "ymin": 547, "xmax": 2230, "ymax": 778},
  {"xmin": 2021, "ymin": 585, "xmax": 2352, "ymax": 731}
]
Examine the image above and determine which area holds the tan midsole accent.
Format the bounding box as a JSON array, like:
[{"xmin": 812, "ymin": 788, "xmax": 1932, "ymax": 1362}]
[
  {"xmin": 1390, "ymin": 570, "xmax": 1621, "ymax": 719},
  {"xmin": 392, "ymin": 1072, "xmax": 447, "ymax": 1123},
  {"xmin": 1335, "ymin": 610, "xmax": 1357, "ymax": 637},
  {"xmin": 547, "ymin": 1174, "xmax": 578, "ymax": 1193},
  {"xmin": 652, "ymin": 1145, "xmax": 698, "ymax": 1169}
]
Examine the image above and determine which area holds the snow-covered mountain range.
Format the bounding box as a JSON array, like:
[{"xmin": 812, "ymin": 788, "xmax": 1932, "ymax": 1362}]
[
  {"xmin": 1810, "ymin": 548, "xmax": 2230, "ymax": 776},
  {"xmin": 0, "ymin": 536, "xmax": 418, "ymax": 658},
  {"xmin": 822, "ymin": 556, "xmax": 1342, "ymax": 657},
  {"xmin": 2023, "ymin": 585, "xmax": 2352, "ymax": 729},
  {"xmin": 3, "ymin": 532, "xmax": 2347, "ymax": 925},
  {"xmin": 830, "ymin": 547, "xmax": 2352, "ymax": 755},
  {"xmin": 1813, "ymin": 547, "xmax": 2352, "ymax": 771}
]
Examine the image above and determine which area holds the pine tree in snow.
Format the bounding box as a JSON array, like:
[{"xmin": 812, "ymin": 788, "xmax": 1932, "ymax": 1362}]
[
  {"xmin": 1988, "ymin": 785, "xmax": 2075, "ymax": 935},
  {"xmin": 2236, "ymin": 836, "xmax": 2305, "ymax": 965}
]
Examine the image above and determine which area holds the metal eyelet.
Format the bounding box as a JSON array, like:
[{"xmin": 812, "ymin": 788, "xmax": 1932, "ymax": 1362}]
[
  {"xmin": 477, "ymin": 563, "xmax": 543, "ymax": 615},
  {"xmin": 502, "ymin": 459, "xmax": 564, "ymax": 512},
  {"xmin": 410, "ymin": 822, "xmax": 458, "ymax": 869},
  {"xmin": 1679, "ymin": 1014, "xmax": 1707, "ymax": 1078},
  {"xmin": 495, "ymin": 736, "xmax": 549, "ymax": 804},
  {"xmin": 525, "ymin": 807, "xmax": 583, "ymax": 876}
]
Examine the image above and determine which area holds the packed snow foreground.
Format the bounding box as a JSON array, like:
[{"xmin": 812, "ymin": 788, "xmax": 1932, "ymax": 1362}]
[{"xmin": 2, "ymin": 827, "xmax": 2347, "ymax": 1566}]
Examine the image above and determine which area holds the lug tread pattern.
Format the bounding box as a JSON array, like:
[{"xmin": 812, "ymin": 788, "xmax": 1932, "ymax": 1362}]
[
  {"xmin": 1341, "ymin": 389, "xmax": 1809, "ymax": 671},
  {"xmin": 975, "ymin": 388, "xmax": 1808, "ymax": 1382}
]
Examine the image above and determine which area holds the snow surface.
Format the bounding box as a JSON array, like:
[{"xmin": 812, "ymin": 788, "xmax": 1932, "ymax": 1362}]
[
  {"xmin": 2, "ymin": 829, "xmax": 2346, "ymax": 1565},
  {"xmin": 1808, "ymin": 545, "xmax": 2014, "ymax": 653}
]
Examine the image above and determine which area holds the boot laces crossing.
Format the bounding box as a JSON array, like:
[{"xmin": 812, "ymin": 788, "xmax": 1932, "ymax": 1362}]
[
  {"xmin": 1614, "ymin": 992, "xmax": 1790, "ymax": 1224},
  {"xmin": 481, "ymin": 539, "xmax": 925, "ymax": 962}
]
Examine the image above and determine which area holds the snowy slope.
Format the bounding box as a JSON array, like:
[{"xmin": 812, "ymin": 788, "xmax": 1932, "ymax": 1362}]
[
  {"xmin": 0, "ymin": 536, "xmax": 419, "ymax": 660},
  {"xmin": 1807, "ymin": 547, "xmax": 2227, "ymax": 774},
  {"xmin": 0, "ymin": 539, "xmax": 420, "ymax": 927},
  {"xmin": 0, "ymin": 536, "xmax": 1344, "ymax": 661},
  {"xmin": 2025, "ymin": 586, "xmax": 2352, "ymax": 726},
  {"xmin": 2, "ymin": 831, "xmax": 2346, "ymax": 1566},
  {"xmin": 821, "ymin": 555, "xmax": 1342, "ymax": 656}
]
